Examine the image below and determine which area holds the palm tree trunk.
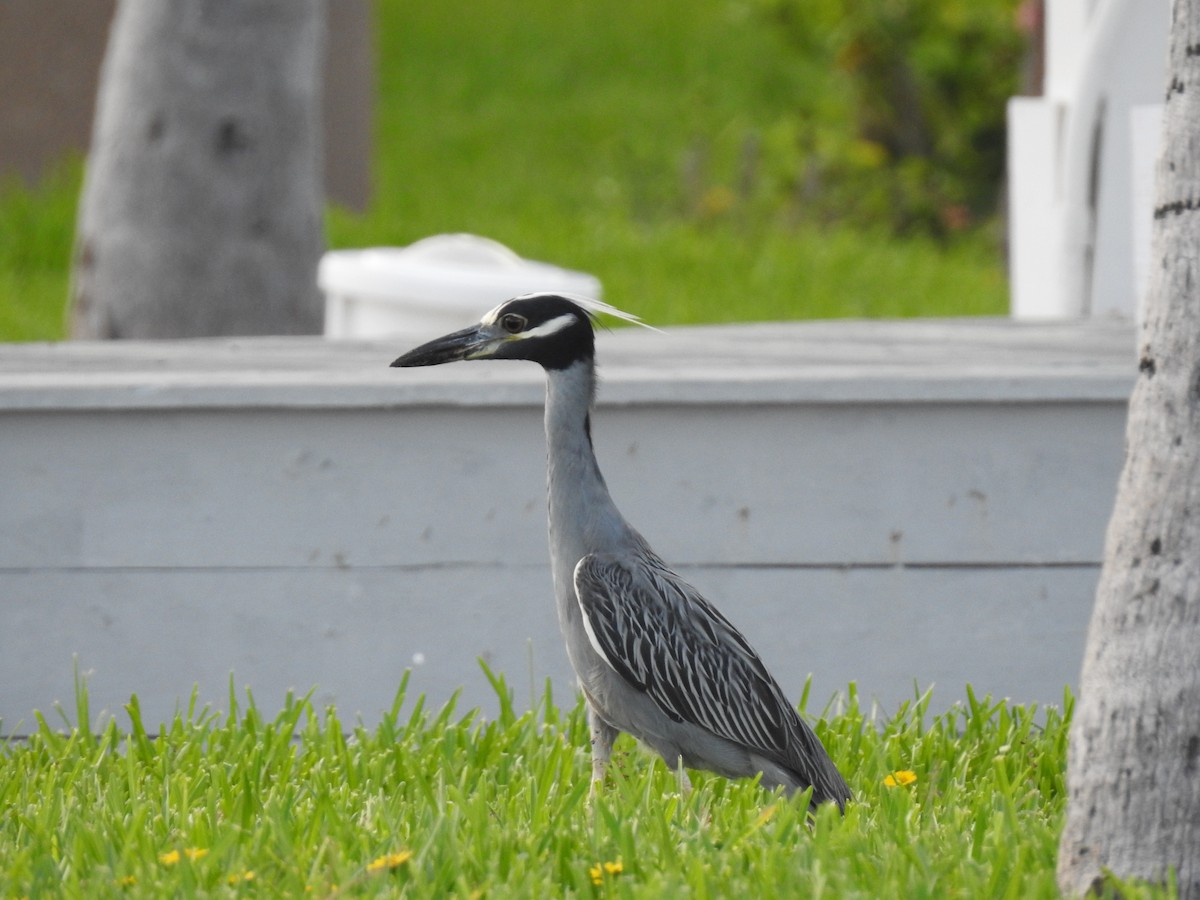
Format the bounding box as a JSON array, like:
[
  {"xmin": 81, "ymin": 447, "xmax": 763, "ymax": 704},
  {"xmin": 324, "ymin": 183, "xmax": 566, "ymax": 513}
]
[
  {"xmin": 71, "ymin": 0, "xmax": 325, "ymax": 338},
  {"xmin": 1058, "ymin": 0, "xmax": 1200, "ymax": 894}
]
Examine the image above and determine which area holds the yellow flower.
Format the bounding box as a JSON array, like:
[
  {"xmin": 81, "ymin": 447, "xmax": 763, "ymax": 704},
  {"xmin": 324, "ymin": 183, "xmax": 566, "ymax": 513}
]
[
  {"xmin": 159, "ymin": 847, "xmax": 208, "ymax": 866},
  {"xmin": 367, "ymin": 851, "xmax": 413, "ymax": 872},
  {"xmin": 228, "ymin": 871, "xmax": 256, "ymax": 884},
  {"xmin": 883, "ymin": 769, "xmax": 917, "ymax": 788},
  {"xmin": 589, "ymin": 858, "xmax": 624, "ymax": 885},
  {"xmin": 115, "ymin": 876, "xmax": 137, "ymax": 887}
]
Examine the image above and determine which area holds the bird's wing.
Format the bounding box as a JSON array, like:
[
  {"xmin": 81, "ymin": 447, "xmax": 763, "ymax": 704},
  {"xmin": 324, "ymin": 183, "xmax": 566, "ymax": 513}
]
[{"xmin": 573, "ymin": 551, "xmax": 797, "ymax": 759}]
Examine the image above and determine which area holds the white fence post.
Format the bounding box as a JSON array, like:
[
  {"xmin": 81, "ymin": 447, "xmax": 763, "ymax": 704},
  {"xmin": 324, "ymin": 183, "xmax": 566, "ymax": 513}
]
[{"xmin": 1008, "ymin": 0, "xmax": 1169, "ymax": 320}]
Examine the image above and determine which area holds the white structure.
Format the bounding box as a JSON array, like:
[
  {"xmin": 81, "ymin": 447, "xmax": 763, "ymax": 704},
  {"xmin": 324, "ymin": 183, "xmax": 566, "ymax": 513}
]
[
  {"xmin": 1008, "ymin": 0, "xmax": 1169, "ymax": 319},
  {"xmin": 320, "ymin": 234, "xmax": 602, "ymax": 339}
]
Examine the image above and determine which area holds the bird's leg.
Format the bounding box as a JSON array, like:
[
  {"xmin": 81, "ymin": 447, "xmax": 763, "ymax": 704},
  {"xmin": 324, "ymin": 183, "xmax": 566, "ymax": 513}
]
[
  {"xmin": 670, "ymin": 757, "xmax": 711, "ymax": 826},
  {"xmin": 673, "ymin": 756, "xmax": 692, "ymax": 798},
  {"xmin": 588, "ymin": 705, "xmax": 618, "ymax": 791}
]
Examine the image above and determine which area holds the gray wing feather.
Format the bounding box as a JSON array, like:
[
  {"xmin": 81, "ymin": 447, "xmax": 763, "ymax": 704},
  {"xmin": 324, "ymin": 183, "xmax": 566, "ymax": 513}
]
[{"xmin": 574, "ymin": 550, "xmax": 796, "ymax": 761}]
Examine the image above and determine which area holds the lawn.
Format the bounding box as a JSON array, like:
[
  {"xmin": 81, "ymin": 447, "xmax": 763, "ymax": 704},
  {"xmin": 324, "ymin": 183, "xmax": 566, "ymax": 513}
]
[
  {"xmin": 0, "ymin": 673, "xmax": 1124, "ymax": 899},
  {"xmin": 0, "ymin": 0, "xmax": 1008, "ymax": 342},
  {"xmin": 0, "ymin": 163, "xmax": 80, "ymax": 341}
]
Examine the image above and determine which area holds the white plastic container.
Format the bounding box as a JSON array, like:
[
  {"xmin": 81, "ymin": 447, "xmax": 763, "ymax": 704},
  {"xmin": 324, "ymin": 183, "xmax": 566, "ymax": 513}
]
[{"xmin": 319, "ymin": 234, "xmax": 603, "ymax": 338}]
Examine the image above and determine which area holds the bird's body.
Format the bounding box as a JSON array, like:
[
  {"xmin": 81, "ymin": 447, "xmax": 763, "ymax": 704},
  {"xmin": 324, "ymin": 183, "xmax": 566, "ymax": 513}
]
[{"xmin": 393, "ymin": 294, "xmax": 850, "ymax": 809}]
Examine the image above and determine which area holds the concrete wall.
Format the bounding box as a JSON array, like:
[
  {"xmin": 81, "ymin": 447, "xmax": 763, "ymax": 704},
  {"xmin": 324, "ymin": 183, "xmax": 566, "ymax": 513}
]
[{"xmin": 0, "ymin": 319, "xmax": 1134, "ymax": 732}]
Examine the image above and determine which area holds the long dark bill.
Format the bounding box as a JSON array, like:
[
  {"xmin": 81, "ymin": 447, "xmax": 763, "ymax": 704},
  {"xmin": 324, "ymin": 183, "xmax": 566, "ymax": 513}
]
[{"xmin": 390, "ymin": 325, "xmax": 490, "ymax": 368}]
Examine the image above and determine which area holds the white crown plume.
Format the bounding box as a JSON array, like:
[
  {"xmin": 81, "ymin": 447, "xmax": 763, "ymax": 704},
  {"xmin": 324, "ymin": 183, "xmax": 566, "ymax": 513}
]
[{"xmin": 512, "ymin": 291, "xmax": 664, "ymax": 333}]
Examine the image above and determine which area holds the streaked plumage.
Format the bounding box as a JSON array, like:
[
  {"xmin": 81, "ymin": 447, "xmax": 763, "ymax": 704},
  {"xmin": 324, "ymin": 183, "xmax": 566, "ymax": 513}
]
[{"xmin": 392, "ymin": 293, "xmax": 850, "ymax": 809}]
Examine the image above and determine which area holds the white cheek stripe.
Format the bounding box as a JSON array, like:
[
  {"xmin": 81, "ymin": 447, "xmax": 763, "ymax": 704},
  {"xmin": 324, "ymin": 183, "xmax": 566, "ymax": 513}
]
[{"xmin": 517, "ymin": 313, "xmax": 577, "ymax": 340}]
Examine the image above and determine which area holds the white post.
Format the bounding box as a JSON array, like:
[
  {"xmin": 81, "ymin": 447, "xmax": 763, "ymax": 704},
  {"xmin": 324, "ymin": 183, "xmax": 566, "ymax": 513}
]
[
  {"xmin": 1045, "ymin": 0, "xmax": 1088, "ymax": 103},
  {"xmin": 1008, "ymin": 97, "xmax": 1066, "ymax": 319},
  {"xmin": 1008, "ymin": 0, "xmax": 1169, "ymax": 320}
]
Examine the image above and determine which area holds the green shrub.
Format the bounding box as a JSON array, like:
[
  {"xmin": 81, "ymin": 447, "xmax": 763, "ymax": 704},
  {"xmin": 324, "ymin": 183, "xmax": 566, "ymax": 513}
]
[
  {"xmin": 0, "ymin": 0, "xmax": 1011, "ymax": 342},
  {"xmin": 758, "ymin": 0, "xmax": 1026, "ymax": 236}
]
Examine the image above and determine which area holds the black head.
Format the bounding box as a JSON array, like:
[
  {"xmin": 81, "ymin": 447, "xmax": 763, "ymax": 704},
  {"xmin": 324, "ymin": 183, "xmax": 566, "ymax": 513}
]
[{"xmin": 390, "ymin": 293, "xmax": 598, "ymax": 371}]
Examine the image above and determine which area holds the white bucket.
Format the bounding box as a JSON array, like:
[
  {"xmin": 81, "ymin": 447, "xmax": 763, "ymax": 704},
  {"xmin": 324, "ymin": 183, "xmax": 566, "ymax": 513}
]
[{"xmin": 319, "ymin": 234, "xmax": 603, "ymax": 338}]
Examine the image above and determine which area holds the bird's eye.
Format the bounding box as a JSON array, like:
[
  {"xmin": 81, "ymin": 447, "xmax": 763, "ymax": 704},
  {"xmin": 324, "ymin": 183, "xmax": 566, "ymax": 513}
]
[{"xmin": 500, "ymin": 313, "xmax": 526, "ymax": 334}]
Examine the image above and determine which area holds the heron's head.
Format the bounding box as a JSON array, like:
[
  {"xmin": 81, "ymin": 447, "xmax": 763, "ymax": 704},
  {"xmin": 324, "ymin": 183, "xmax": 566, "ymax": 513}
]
[{"xmin": 390, "ymin": 293, "xmax": 650, "ymax": 371}]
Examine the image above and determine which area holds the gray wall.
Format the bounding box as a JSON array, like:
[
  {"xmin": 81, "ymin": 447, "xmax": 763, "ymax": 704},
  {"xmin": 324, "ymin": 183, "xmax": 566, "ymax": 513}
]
[{"xmin": 0, "ymin": 320, "xmax": 1133, "ymax": 732}]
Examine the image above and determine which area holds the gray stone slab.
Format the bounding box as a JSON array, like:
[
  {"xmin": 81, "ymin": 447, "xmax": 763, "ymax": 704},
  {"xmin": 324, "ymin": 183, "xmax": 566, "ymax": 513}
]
[{"xmin": 0, "ymin": 317, "xmax": 1136, "ymax": 409}]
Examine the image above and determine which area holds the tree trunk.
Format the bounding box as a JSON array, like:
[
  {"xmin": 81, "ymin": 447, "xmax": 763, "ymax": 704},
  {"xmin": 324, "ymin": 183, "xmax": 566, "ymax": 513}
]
[
  {"xmin": 70, "ymin": 0, "xmax": 325, "ymax": 339},
  {"xmin": 1057, "ymin": 0, "xmax": 1200, "ymax": 894}
]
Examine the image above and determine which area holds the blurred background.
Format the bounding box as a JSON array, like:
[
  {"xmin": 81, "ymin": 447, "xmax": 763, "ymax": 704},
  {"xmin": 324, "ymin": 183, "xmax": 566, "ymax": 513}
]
[{"xmin": 0, "ymin": 0, "xmax": 1037, "ymax": 341}]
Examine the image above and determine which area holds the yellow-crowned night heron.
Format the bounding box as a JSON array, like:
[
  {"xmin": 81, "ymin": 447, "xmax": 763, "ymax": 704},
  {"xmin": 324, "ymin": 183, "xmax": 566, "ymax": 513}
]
[{"xmin": 392, "ymin": 293, "xmax": 850, "ymax": 809}]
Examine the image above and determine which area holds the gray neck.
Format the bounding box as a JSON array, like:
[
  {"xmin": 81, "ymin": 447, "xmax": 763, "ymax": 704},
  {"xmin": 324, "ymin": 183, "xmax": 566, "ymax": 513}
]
[{"xmin": 544, "ymin": 359, "xmax": 632, "ymax": 599}]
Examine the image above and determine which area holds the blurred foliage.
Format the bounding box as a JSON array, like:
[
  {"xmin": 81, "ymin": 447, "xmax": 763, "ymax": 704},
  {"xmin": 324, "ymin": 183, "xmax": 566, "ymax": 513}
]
[
  {"xmin": 757, "ymin": 0, "xmax": 1026, "ymax": 236},
  {"xmin": 0, "ymin": 0, "xmax": 1013, "ymax": 342},
  {"xmin": 0, "ymin": 161, "xmax": 80, "ymax": 340},
  {"xmin": 337, "ymin": 0, "xmax": 1010, "ymax": 323}
]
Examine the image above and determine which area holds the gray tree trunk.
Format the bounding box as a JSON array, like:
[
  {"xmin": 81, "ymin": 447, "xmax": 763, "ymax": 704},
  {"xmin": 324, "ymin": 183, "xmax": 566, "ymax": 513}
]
[
  {"xmin": 1058, "ymin": 0, "xmax": 1200, "ymax": 894},
  {"xmin": 71, "ymin": 0, "xmax": 325, "ymax": 339}
]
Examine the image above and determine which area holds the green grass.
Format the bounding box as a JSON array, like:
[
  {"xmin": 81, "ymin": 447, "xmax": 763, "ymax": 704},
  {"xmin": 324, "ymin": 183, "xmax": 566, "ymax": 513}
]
[
  {"xmin": 0, "ymin": 162, "xmax": 80, "ymax": 341},
  {"xmin": 332, "ymin": 0, "xmax": 1008, "ymax": 324},
  {"xmin": 5, "ymin": 670, "xmax": 1166, "ymax": 899},
  {"xmin": 0, "ymin": 0, "xmax": 1007, "ymax": 343}
]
